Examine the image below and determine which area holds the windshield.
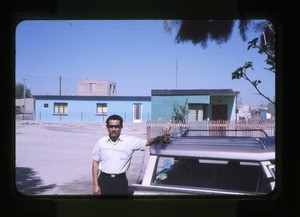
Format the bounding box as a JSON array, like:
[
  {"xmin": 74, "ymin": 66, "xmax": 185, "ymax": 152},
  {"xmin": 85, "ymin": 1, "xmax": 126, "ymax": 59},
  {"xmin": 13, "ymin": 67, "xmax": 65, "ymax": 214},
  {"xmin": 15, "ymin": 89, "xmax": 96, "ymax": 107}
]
[{"xmin": 152, "ymin": 157, "xmax": 273, "ymax": 194}]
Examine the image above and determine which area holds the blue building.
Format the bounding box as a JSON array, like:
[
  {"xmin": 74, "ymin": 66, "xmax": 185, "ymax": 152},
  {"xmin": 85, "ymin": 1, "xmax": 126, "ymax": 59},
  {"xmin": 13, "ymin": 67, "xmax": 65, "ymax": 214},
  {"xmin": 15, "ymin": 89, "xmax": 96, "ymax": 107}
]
[
  {"xmin": 34, "ymin": 89, "xmax": 239, "ymax": 123},
  {"xmin": 34, "ymin": 95, "xmax": 151, "ymax": 123},
  {"xmin": 151, "ymin": 89, "xmax": 239, "ymax": 122}
]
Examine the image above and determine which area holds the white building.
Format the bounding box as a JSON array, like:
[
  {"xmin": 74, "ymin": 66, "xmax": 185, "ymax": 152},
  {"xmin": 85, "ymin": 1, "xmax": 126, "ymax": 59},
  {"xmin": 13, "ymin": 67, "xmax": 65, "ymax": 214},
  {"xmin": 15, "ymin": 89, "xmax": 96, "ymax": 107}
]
[
  {"xmin": 237, "ymin": 104, "xmax": 251, "ymax": 121},
  {"xmin": 78, "ymin": 80, "xmax": 117, "ymax": 96},
  {"xmin": 15, "ymin": 98, "xmax": 34, "ymax": 113}
]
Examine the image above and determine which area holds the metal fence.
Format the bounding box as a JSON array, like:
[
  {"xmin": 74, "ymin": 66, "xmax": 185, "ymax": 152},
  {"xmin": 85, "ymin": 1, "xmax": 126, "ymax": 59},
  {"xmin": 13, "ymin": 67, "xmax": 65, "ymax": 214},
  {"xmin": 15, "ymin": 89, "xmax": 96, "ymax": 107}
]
[
  {"xmin": 16, "ymin": 113, "xmax": 35, "ymax": 121},
  {"xmin": 146, "ymin": 119, "xmax": 275, "ymax": 139},
  {"xmin": 33, "ymin": 111, "xmax": 151, "ymax": 123}
]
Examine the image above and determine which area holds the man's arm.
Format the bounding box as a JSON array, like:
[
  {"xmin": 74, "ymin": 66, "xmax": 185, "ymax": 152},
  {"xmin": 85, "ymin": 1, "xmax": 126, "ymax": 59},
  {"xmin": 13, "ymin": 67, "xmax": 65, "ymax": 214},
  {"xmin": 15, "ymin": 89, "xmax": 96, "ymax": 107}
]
[
  {"xmin": 146, "ymin": 134, "xmax": 170, "ymax": 146},
  {"xmin": 92, "ymin": 160, "xmax": 101, "ymax": 195}
]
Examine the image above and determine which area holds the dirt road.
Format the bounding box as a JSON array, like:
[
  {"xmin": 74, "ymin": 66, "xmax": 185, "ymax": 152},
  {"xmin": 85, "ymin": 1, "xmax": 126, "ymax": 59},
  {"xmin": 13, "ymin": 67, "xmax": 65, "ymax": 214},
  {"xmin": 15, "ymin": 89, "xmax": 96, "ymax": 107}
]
[{"xmin": 15, "ymin": 121, "xmax": 151, "ymax": 195}]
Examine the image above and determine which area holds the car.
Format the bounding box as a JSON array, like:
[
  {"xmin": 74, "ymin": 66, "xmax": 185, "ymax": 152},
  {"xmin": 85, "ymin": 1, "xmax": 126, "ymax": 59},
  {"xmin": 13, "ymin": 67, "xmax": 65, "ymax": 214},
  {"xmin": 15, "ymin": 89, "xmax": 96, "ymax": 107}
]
[{"xmin": 129, "ymin": 128, "xmax": 275, "ymax": 196}]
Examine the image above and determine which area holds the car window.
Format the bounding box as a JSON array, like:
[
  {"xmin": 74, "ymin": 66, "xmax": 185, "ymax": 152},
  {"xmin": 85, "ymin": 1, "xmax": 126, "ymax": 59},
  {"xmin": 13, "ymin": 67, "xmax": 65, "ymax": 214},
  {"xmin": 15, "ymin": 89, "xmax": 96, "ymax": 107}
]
[{"xmin": 152, "ymin": 157, "xmax": 272, "ymax": 194}]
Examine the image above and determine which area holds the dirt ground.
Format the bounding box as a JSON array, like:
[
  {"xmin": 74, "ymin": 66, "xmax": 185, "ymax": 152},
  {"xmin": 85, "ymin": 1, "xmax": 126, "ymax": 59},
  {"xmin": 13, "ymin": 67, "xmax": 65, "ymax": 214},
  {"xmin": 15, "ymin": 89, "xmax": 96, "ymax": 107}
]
[{"xmin": 15, "ymin": 120, "xmax": 151, "ymax": 196}]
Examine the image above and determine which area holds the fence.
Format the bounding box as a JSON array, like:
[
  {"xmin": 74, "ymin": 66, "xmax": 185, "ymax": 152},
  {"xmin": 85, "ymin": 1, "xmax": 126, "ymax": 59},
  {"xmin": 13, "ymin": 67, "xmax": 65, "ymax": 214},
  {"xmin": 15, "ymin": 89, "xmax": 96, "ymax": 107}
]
[
  {"xmin": 16, "ymin": 113, "xmax": 35, "ymax": 120},
  {"xmin": 34, "ymin": 111, "xmax": 151, "ymax": 123},
  {"xmin": 146, "ymin": 119, "xmax": 275, "ymax": 139}
]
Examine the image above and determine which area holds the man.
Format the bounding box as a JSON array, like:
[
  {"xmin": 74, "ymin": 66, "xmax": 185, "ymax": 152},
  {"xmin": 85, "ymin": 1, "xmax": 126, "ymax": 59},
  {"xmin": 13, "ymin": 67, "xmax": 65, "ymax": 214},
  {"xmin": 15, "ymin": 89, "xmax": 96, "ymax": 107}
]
[{"xmin": 91, "ymin": 114, "xmax": 170, "ymax": 195}]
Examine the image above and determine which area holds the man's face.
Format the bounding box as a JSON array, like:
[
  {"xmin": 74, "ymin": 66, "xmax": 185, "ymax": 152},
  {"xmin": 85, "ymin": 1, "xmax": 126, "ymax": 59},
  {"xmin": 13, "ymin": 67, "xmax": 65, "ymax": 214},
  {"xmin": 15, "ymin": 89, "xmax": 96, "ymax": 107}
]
[{"xmin": 106, "ymin": 119, "xmax": 122, "ymax": 141}]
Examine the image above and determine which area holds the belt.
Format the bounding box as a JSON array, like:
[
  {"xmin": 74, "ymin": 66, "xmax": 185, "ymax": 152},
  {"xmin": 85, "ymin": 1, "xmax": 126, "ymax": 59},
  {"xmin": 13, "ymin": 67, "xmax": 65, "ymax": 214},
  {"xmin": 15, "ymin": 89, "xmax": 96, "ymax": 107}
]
[{"xmin": 101, "ymin": 171, "xmax": 126, "ymax": 178}]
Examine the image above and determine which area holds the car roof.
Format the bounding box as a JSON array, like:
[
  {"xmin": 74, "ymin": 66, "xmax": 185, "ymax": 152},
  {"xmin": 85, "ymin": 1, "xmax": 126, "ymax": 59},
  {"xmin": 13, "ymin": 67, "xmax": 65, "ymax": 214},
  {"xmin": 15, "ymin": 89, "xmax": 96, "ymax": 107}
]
[{"xmin": 150, "ymin": 136, "xmax": 275, "ymax": 161}]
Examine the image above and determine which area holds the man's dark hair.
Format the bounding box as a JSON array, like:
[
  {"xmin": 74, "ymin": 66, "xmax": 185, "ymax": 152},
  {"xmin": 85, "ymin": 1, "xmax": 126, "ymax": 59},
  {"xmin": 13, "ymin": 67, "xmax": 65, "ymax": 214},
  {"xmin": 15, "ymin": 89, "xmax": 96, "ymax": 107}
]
[{"xmin": 106, "ymin": 114, "xmax": 123, "ymax": 126}]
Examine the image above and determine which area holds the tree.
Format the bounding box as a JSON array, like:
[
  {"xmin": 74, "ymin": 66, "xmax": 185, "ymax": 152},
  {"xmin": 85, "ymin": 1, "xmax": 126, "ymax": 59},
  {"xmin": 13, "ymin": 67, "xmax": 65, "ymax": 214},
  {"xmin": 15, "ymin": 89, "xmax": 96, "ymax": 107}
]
[
  {"xmin": 164, "ymin": 20, "xmax": 275, "ymax": 105},
  {"xmin": 231, "ymin": 21, "xmax": 275, "ymax": 105},
  {"xmin": 164, "ymin": 20, "xmax": 252, "ymax": 48},
  {"xmin": 171, "ymin": 98, "xmax": 189, "ymax": 124},
  {"xmin": 15, "ymin": 82, "xmax": 32, "ymax": 99}
]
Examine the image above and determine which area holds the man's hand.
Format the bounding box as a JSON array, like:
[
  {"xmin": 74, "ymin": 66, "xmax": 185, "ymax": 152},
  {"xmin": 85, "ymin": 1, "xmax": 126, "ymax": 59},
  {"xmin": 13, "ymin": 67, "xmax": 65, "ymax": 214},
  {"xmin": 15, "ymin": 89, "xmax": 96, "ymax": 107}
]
[
  {"xmin": 160, "ymin": 126, "xmax": 171, "ymax": 143},
  {"xmin": 147, "ymin": 126, "xmax": 171, "ymax": 146},
  {"xmin": 93, "ymin": 184, "xmax": 101, "ymax": 195},
  {"xmin": 162, "ymin": 126, "xmax": 171, "ymax": 143}
]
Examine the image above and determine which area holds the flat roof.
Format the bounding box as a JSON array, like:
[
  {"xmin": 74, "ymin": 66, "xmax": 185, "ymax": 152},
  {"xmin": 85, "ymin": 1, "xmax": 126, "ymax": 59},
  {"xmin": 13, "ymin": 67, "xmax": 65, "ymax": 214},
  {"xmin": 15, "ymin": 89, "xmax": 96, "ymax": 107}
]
[
  {"xmin": 33, "ymin": 95, "xmax": 151, "ymax": 101},
  {"xmin": 151, "ymin": 89, "xmax": 239, "ymax": 96}
]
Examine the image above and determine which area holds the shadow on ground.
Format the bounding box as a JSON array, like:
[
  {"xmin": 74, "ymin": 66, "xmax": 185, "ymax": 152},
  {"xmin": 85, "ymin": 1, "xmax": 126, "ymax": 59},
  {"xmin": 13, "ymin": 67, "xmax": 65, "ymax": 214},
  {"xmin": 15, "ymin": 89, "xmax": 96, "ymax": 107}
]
[
  {"xmin": 48, "ymin": 178, "xmax": 93, "ymax": 195},
  {"xmin": 15, "ymin": 167, "xmax": 56, "ymax": 195}
]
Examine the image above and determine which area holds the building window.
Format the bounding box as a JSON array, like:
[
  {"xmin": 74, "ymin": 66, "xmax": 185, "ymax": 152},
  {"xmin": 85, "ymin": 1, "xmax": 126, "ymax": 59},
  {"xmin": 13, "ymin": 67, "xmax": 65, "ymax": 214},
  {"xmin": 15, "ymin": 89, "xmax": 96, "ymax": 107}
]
[
  {"xmin": 188, "ymin": 104, "xmax": 208, "ymax": 121},
  {"xmin": 90, "ymin": 83, "xmax": 96, "ymax": 93},
  {"xmin": 109, "ymin": 84, "xmax": 116, "ymax": 96},
  {"xmin": 54, "ymin": 103, "xmax": 68, "ymax": 114},
  {"xmin": 44, "ymin": 103, "xmax": 48, "ymax": 108},
  {"xmin": 96, "ymin": 103, "xmax": 107, "ymax": 115}
]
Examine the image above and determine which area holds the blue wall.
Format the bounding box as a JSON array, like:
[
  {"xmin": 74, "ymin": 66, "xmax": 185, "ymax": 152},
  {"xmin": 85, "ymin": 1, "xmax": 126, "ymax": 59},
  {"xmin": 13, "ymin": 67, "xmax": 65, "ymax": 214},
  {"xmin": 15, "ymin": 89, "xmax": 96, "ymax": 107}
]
[
  {"xmin": 34, "ymin": 90, "xmax": 237, "ymax": 122},
  {"xmin": 151, "ymin": 95, "xmax": 236, "ymax": 122},
  {"xmin": 151, "ymin": 95, "xmax": 210, "ymax": 122},
  {"xmin": 35, "ymin": 97, "xmax": 151, "ymax": 123}
]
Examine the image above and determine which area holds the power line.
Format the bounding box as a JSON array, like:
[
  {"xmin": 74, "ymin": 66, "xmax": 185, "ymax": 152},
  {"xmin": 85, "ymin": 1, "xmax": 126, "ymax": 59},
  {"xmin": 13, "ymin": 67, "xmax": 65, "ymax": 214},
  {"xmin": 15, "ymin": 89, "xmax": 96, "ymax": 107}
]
[{"xmin": 16, "ymin": 74, "xmax": 58, "ymax": 80}]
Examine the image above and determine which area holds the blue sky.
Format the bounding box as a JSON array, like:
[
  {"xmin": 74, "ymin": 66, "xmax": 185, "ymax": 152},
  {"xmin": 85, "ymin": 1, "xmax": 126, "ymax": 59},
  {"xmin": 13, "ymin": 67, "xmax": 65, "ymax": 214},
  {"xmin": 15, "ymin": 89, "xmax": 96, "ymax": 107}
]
[{"xmin": 15, "ymin": 20, "xmax": 275, "ymax": 107}]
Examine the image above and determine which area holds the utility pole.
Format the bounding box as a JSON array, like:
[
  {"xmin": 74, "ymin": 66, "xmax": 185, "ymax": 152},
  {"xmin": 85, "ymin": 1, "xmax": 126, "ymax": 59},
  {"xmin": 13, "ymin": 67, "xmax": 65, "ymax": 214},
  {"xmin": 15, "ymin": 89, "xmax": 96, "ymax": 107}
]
[
  {"xmin": 59, "ymin": 76, "xmax": 62, "ymax": 96},
  {"xmin": 176, "ymin": 55, "xmax": 178, "ymax": 88},
  {"xmin": 22, "ymin": 78, "xmax": 26, "ymax": 113}
]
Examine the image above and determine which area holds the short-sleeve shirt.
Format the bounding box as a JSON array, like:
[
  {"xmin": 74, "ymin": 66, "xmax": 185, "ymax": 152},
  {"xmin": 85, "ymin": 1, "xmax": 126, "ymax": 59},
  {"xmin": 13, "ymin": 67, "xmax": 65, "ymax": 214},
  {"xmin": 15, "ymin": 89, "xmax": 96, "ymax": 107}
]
[{"xmin": 91, "ymin": 134, "xmax": 147, "ymax": 174}]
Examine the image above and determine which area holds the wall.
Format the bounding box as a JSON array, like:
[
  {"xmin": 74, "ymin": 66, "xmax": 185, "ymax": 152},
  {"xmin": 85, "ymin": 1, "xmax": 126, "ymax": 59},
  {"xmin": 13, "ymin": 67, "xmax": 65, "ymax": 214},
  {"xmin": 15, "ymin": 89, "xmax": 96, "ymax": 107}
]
[
  {"xmin": 151, "ymin": 94, "xmax": 237, "ymax": 122},
  {"xmin": 78, "ymin": 80, "xmax": 116, "ymax": 96},
  {"xmin": 151, "ymin": 95, "xmax": 210, "ymax": 122},
  {"xmin": 15, "ymin": 98, "xmax": 34, "ymax": 113},
  {"xmin": 35, "ymin": 97, "xmax": 151, "ymax": 123}
]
